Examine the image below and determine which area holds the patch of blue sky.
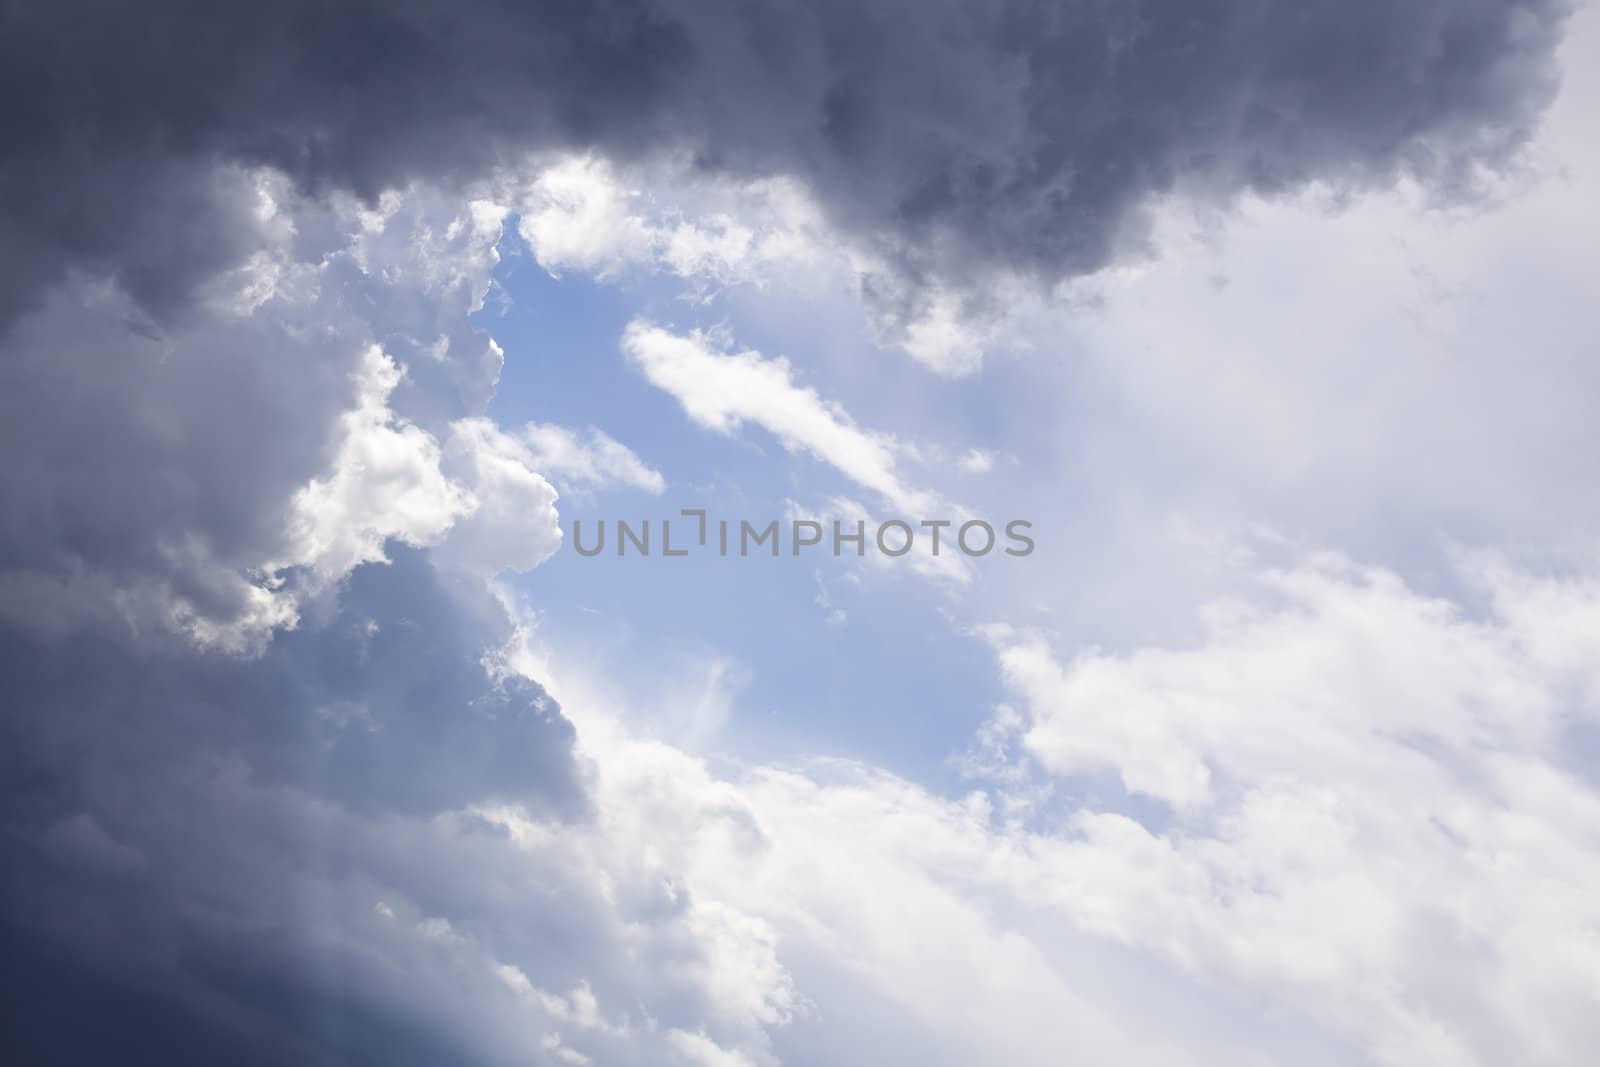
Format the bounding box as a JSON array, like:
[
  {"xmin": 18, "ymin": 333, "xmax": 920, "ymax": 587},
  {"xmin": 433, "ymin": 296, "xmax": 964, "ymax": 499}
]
[{"xmin": 481, "ymin": 224, "xmax": 1007, "ymax": 793}]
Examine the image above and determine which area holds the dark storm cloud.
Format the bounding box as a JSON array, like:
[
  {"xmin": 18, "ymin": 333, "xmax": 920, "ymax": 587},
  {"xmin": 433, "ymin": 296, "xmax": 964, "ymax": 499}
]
[
  {"xmin": 0, "ymin": 142, "xmax": 604, "ymax": 1061},
  {"xmin": 0, "ymin": 549, "xmax": 581, "ymax": 1065},
  {"xmin": 1, "ymin": 559, "xmax": 784, "ymax": 1067},
  {"xmin": 0, "ymin": 0, "xmax": 1569, "ymax": 327}
]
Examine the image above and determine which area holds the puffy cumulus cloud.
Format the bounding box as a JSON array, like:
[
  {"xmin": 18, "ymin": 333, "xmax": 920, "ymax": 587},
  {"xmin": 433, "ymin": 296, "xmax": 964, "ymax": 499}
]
[
  {"xmin": 282, "ymin": 353, "xmax": 567, "ymax": 608},
  {"xmin": 517, "ymin": 154, "xmax": 828, "ymax": 292},
  {"xmin": 439, "ymin": 545, "xmax": 1600, "ymax": 1067},
  {"xmin": 0, "ymin": 0, "xmax": 1568, "ymax": 342},
  {"xmin": 1, "ymin": 575, "xmax": 1526, "ymax": 1067},
  {"xmin": 283, "ymin": 345, "xmax": 475, "ymax": 586},
  {"xmin": 37, "ymin": 543, "xmax": 1597, "ymax": 1066},
  {"xmin": 519, "ymin": 156, "xmax": 662, "ymax": 280},
  {"xmin": 971, "ymin": 550, "xmax": 1600, "ymax": 1066},
  {"xmin": 0, "ymin": 157, "xmax": 777, "ymax": 1058},
  {"xmin": 499, "ymin": 630, "xmax": 1355, "ymax": 1067},
  {"xmin": 433, "ymin": 418, "xmax": 565, "ymax": 581},
  {"xmin": 0, "ymin": 168, "xmax": 561, "ymax": 652},
  {"xmin": 0, "ymin": 98, "xmax": 806, "ymax": 1062}
]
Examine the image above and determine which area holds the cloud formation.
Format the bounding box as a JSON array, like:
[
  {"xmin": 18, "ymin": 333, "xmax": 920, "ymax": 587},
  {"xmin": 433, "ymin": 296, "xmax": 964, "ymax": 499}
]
[
  {"xmin": 0, "ymin": 170, "xmax": 787, "ymax": 1066},
  {"xmin": 1, "ymin": 0, "xmax": 1567, "ymax": 333},
  {"xmin": 974, "ymin": 551, "xmax": 1600, "ymax": 1066},
  {"xmin": 1, "ymin": 4, "xmax": 1592, "ymax": 1066},
  {"xmin": 519, "ymin": 420, "xmax": 668, "ymax": 498},
  {"xmin": 0, "ymin": 547, "xmax": 818, "ymax": 1067},
  {"xmin": 0, "ymin": 174, "xmax": 556, "ymax": 651},
  {"xmin": 623, "ymin": 321, "xmax": 936, "ymax": 515}
]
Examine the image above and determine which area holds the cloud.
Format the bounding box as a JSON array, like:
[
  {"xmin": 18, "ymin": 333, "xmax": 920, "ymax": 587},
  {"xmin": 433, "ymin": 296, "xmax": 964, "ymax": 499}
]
[
  {"xmin": 519, "ymin": 156, "xmax": 661, "ymax": 280},
  {"xmin": 0, "ymin": 170, "xmax": 613, "ymax": 1063},
  {"xmin": 283, "ymin": 345, "xmax": 475, "ymax": 585},
  {"xmin": 1, "ymin": 7, "xmax": 1593, "ymax": 1065},
  {"xmin": 517, "ymin": 635, "xmax": 1351, "ymax": 1067},
  {"xmin": 492, "ymin": 543, "xmax": 1600, "ymax": 1067},
  {"xmin": 516, "ymin": 154, "xmax": 827, "ymax": 293},
  {"xmin": 37, "ymin": 541, "xmax": 1598, "ymax": 1066},
  {"xmin": 520, "ymin": 421, "xmax": 667, "ymax": 498},
  {"xmin": 0, "ymin": 0, "xmax": 1567, "ymax": 335},
  {"xmin": 624, "ymin": 326, "xmax": 985, "ymax": 588},
  {"xmin": 623, "ymin": 323, "xmax": 981, "ymax": 584},
  {"xmin": 622, "ymin": 321, "xmax": 935, "ymax": 516},
  {"xmin": 0, "ymin": 174, "xmax": 562, "ymax": 652},
  {"xmin": 0, "ymin": 170, "xmax": 790, "ymax": 1066},
  {"xmin": 433, "ymin": 418, "xmax": 565, "ymax": 580},
  {"xmin": 1056, "ymin": 154, "xmax": 1600, "ymax": 546},
  {"xmin": 974, "ymin": 550, "xmax": 1600, "ymax": 1065},
  {"xmin": 8, "ymin": 232, "xmax": 1600, "ymax": 1065},
  {"xmin": 515, "ymin": 153, "xmax": 1012, "ymax": 373},
  {"xmin": 0, "ymin": 549, "xmax": 591, "ymax": 1065}
]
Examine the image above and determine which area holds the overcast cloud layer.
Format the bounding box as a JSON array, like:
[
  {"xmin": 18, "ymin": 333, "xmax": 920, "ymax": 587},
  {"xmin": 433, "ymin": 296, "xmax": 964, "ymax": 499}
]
[
  {"xmin": 1, "ymin": 0, "xmax": 1569, "ymax": 334},
  {"xmin": 2, "ymin": 2, "xmax": 1596, "ymax": 1066}
]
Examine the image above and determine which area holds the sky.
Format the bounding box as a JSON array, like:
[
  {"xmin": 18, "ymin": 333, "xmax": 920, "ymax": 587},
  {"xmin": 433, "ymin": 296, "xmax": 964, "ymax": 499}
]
[{"xmin": 2, "ymin": 2, "xmax": 1599, "ymax": 1065}]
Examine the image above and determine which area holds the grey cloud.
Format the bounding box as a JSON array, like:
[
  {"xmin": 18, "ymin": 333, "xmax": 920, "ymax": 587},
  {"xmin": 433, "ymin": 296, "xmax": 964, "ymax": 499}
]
[
  {"xmin": 0, "ymin": 546, "xmax": 585, "ymax": 856},
  {"xmin": 0, "ymin": 175, "xmax": 514, "ymax": 649},
  {"xmin": 0, "ymin": 271, "xmax": 355, "ymax": 639},
  {"xmin": 0, "ymin": 147, "xmax": 605, "ymax": 1061},
  {"xmin": 0, "ymin": 548, "xmax": 572, "ymax": 1063},
  {"xmin": 0, "ymin": 548, "xmax": 774, "ymax": 1066},
  {"xmin": 0, "ymin": 0, "xmax": 1569, "ymax": 330}
]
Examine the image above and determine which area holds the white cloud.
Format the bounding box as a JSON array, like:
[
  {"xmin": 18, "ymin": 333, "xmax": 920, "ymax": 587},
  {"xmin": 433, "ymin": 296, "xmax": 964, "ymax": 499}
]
[
  {"xmin": 517, "ymin": 155, "xmax": 823, "ymax": 292},
  {"xmin": 515, "ymin": 154, "xmax": 1012, "ymax": 374},
  {"xmin": 667, "ymin": 1029, "xmax": 758, "ymax": 1067},
  {"xmin": 850, "ymin": 268, "xmax": 1024, "ymax": 377},
  {"xmin": 973, "ymin": 550, "xmax": 1600, "ymax": 1066},
  {"xmin": 434, "ymin": 417, "xmax": 564, "ymax": 579},
  {"xmin": 287, "ymin": 358, "xmax": 568, "ymax": 590},
  {"xmin": 477, "ymin": 543, "xmax": 1600, "ymax": 1067},
  {"xmin": 520, "ymin": 421, "xmax": 666, "ymax": 497},
  {"xmin": 518, "ymin": 156, "xmax": 657, "ymax": 279},
  {"xmin": 621, "ymin": 321, "xmax": 936, "ymax": 517},
  {"xmin": 0, "ymin": 163, "xmax": 727, "ymax": 667},
  {"xmin": 519, "ymin": 639, "xmax": 1292, "ymax": 1067},
  {"xmin": 284, "ymin": 346, "xmax": 474, "ymax": 584}
]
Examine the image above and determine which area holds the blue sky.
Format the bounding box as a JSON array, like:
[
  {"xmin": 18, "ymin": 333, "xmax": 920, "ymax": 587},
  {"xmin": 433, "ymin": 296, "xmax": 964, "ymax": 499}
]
[{"xmin": 483, "ymin": 239, "xmax": 1010, "ymax": 786}]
